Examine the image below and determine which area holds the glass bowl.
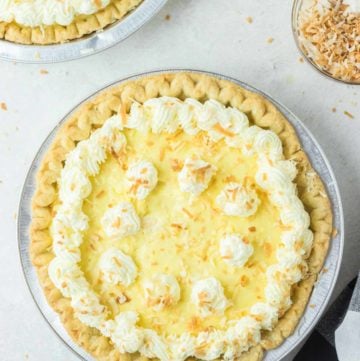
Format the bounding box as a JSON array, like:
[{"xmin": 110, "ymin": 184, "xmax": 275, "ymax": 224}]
[{"xmin": 292, "ymin": 0, "xmax": 360, "ymax": 85}]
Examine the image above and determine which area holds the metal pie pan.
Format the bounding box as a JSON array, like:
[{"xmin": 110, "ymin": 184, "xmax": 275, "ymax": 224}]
[
  {"xmin": 18, "ymin": 69, "xmax": 344, "ymax": 360},
  {"xmin": 0, "ymin": 0, "xmax": 167, "ymax": 64}
]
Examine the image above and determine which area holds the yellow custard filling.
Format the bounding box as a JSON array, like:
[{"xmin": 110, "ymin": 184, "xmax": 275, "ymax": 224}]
[{"xmin": 81, "ymin": 129, "xmax": 282, "ymax": 336}]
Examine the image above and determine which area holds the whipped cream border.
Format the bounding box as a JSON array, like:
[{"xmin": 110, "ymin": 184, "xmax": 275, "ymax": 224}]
[
  {"xmin": 48, "ymin": 96, "xmax": 313, "ymax": 361},
  {"xmin": 0, "ymin": 0, "xmax": 110, "ymax": 27}
]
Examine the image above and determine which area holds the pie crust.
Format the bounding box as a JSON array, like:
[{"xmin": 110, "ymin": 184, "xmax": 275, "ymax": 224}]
[
  {"xmin": 30, "ymin": 72, "xmax": 333, "ymax": 360},
  {"xmin": 0, "ymin": 0, "xmax": 142, "ymax": 45}
]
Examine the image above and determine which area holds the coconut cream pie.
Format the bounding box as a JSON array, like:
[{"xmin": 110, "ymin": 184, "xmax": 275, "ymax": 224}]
[
  {"xmin": 30, "ymin": 72, "xmax": 333, "ymax": 361},
  {"xmin": 0, "ymin": 0, "xmax": 142, "ymax": 44}
]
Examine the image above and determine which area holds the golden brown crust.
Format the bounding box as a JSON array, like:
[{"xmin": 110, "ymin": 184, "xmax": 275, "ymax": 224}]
[
  {"xmin": 0, "ymin": 0, "xmax": 142, "ymax": 45},
  {"xmin": 30, "ymin": 72, "xmax": 333, "ymax": 360}
]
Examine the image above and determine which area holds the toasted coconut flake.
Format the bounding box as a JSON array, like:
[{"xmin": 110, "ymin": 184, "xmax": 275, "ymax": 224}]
[
  {"xmin": 212, "ymin": 123, "xmax": 235, "ymax": 137},
  {"xmin": 170, "ymin": 158, "xmax": 183, "ymax": 172},
  {"xmin": 171, "ymin": 223, "xmax": 184, "ymax": 230},
  {"xmin": 188, "ymin": 316, "xmax": 202, "ymax": 332},
  {"xmin": 116, "ymin": 293, "xmax": 129, "ymax": 304},
  {"xmin": 111, "ymin": 148, "xmax": 127, "ymax": 170},
  {"xmin": 224, "ymin": 175, "xmax": 237, "ymax": 183},
  {"xmin": 240, "ymin": 275, "xmax": 249, "ymax": 287},
  {"xmin": 95, "ymin": 190, "xmax": 105, "ymax": 198},
  {"xmin": 182, "ymin": 207, "xmax": 195, "ymax": 219},
  {"xmin": 264, "ymin": 242, "xmax": 273, "ymax": 257},
  {"xmin": 118, "ymin": 101, "xmax": 128, "ymax": 125},
  {"xmin": 94, "ymin": 0, "xmax": 102, "ymax": 8}
]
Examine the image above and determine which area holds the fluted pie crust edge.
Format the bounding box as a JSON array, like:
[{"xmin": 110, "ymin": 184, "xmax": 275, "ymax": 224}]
[
  {"xmin": 29, "ymin": 72, "xmax": 333, "ymax": 361},
  {"xmin": 0, "ymin": 0, "xmax": 142, "ymax": 45}
]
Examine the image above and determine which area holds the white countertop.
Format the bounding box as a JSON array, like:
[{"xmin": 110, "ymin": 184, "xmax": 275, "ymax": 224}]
[{"xmin": 0, "ymin": 0, "xmax": 359, "ymax": 360}]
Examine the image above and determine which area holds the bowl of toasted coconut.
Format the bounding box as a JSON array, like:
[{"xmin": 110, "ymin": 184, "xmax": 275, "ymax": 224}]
[{"xmin": 293, "ymin": 0, "xmax": 360, "ymax": 84}]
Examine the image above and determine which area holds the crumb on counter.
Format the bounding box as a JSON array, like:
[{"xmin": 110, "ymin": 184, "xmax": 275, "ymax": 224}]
[
  {"xmin": 299, "ymin": 57, "xmax": 304, "ymax": 63},
  {"xmin": 267, "ymin": 37, "xmax": 274, "ymax": 44},
  {"xmin": 165, "ymin": 14, "xmax": 171, "ymax": 21},
  {"xmin": 40, "ymin": 69, "xmax": 49, "ymax": 75},
  {"xmin": 344, "ymin": 110, "xmax": 354, "ymax": 119},
  {"xmin": 246, "ymin": 16, "xmax": 253, "ymax": 24},
  {"xmin": 0, "ymin": 102, "xmax": 7, "ymax": 111},
  {"xmin": 332, "ymin": 107, "xmax": 337, "ymax": 113},
  {"xmin": 332, "ymin": 228, "xmax": 338, "ymax": 238}
]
